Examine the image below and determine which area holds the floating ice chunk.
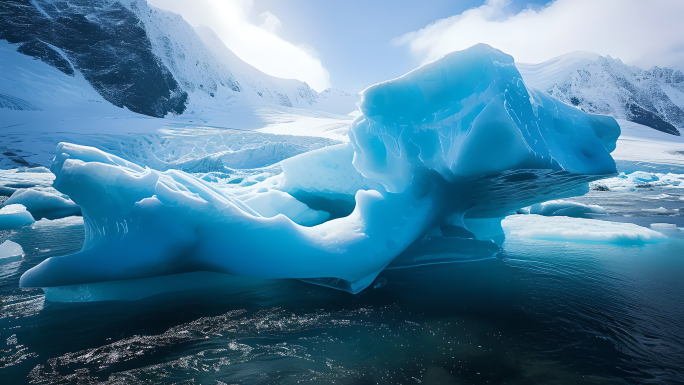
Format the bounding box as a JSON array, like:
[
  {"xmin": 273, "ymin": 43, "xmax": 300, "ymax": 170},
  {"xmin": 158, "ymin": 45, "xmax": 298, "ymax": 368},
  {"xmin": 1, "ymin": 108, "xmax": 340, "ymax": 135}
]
[
  {"xmin": 17, "ymin": 167, "xmax": 51, "ymax": 173},
  {"xmin": 0, "ymin": 240, "xmax": 23, "ymax": 259},
  {"xmin": 0, "ymin": 167, "xmax": 56, "ymax": 197},
  {"xmin": 32, "ymin": 216, "xmax": 84, "ymax": 228},
  {"xmin": 244, "ymin": 189, "xmax": 330, "ymax": 226},
  {"xmin": 5, "ymin": 189, "xmax": 81, "ymax": 220},
  {"xmin": 502, "ymin": 215, "xmax": 666, "ymax": 244},
  {"xmin": 593, "ymin": 171, "xmax": 684, "ymax": 192},
  {"xmin": 20, "ymin": 44, "xmax": 621, "ymax": 295},
  {"xmin": 650, "ymin": 223, "xmax": 677, "ymax": 229},
  {"xmin": 643, "ymin": 194, "xmax": 674, "ymax": 200},
  {"xmin": 0, "ymin": 204, "xmax": 35, "ymax": 230},
  {"xmin": 641, "ymin": 207, "xmax": 670, "ymax": 214},
  {"xmin": 528, "ymin": 200, "xmax": 606, "ymax": 218},
  {"xmin": 629, "ymin": 171, "xmax": 659, "ymax": 183}
]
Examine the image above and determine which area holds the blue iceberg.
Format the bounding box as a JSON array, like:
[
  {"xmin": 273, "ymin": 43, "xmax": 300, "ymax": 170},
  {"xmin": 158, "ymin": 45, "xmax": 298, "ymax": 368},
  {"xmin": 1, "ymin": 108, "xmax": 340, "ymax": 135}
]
[
  {"xmin": 0, "ymin": 204, "xmax": 35, "ymax": 230},
  {"xmin": 20, "ymin": 44, "xmax": 620, "ymax": 295},
  {"xmin": 5, "ymin": 189, "xmax": 81, "ymax": 220}
]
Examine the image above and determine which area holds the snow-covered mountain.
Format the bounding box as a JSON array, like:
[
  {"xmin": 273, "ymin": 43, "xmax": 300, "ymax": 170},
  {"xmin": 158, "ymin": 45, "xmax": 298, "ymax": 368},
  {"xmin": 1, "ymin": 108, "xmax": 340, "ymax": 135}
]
[
  {"xmin": 0, "ymin": 0, "xmax": 358, "ymax": 119},
  {"xmin": 0, "ymin": 38, "xmax": 351, "ymax": 170},
  {"xmin": 518, "ymin": 52, "xmax": 684, "ymax": 136}
]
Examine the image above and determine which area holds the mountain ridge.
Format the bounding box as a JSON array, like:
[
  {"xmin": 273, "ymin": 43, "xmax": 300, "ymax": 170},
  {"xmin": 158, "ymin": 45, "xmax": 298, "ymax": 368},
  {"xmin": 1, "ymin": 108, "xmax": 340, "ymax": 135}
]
[
  {"xmin": 0, "ymin": 0, "xmax": 358, "ymax": 119},
  {"xmin": 518, "ymin": 52, "xmax": 684, "ymax": 136}
]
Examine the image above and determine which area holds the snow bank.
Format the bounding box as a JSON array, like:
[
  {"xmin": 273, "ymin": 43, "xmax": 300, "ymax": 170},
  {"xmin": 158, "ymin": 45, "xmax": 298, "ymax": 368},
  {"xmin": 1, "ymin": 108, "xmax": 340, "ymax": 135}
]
[
  {"xmin": 527, "ymin": 200, "xmax": 606, "ymax": 218},
  {"xmin": 5, "ymin": 189, "xmax": 80, "ymax": 220},
  {"xmin": 611, "ymin": 120, "xmax": 684, "ymax": 171},
  {"xmin": 0, "ymin": 204, "xmax": 35, "ymax": 230},
  {"xmin": 20, "ymin": 45, "xmax": 621, "ymax": 294},
  {"xmin": 503, "ymin": 215, "xmax": 666, "ymax": 245}
]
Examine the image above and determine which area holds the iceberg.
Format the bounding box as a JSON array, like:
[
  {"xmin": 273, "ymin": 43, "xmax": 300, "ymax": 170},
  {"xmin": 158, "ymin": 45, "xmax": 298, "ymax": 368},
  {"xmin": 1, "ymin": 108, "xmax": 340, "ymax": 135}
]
[
  {"xmin": 20, "ymin": 44, "xmax": 621, "ymax": 294},
  {"xmin": 31, "ymin": 216, "xmax": 84, "ymax": 228},
  {"xmin": 0, "ymin": 204, "xmax": 35, "ymax": 230},
  {"xmin": 5, "ymin": 189, "xmax": 81, "ymax": 220},
  {"xmin": 503, "ymin": 215, "xmax": 666, "ymax": 245},
  {"xmin": 593, "ymin": 171, "xmax": 684, "ymax": 192},
  {"xmin": 0, "ymin": 240, "xmax": 24, "ymax": 260},
  {"xmin": 523, "ymin": 200, "xmax": 606, "ymax": 218}
]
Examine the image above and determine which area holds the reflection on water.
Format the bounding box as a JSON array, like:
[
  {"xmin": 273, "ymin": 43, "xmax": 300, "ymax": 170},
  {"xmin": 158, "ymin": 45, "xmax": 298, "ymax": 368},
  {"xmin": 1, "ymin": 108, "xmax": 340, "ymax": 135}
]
[{"xmin": 1, "ymin": 218, "xmax": 683, "ymax": 384}]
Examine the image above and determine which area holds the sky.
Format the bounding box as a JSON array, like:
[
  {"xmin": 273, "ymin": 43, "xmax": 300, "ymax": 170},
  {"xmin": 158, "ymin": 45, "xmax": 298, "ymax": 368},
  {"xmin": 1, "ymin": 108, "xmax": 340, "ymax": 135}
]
[{"xmin": 147, "ymin": 0, "xmax": 684, "ymax": 94}]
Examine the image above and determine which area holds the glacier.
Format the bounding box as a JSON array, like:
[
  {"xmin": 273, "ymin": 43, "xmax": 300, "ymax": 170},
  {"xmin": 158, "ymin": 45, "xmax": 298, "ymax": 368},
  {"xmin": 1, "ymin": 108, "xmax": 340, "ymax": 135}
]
[{"xmin": 19, "ymin": 44, "xmax": 622, "ymax": 294}]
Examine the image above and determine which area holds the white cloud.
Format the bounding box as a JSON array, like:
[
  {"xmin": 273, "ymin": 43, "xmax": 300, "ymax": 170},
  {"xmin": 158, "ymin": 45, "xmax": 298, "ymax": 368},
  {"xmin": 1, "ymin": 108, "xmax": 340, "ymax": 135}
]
[
  {"xmin": 146, "ymin": 0, "xmax": 331, "ymax": 91},
  {"xmin": 394, "ymin": 0, "xmax": 684, "ymax": 69},
  {"xmin": 259, "ymin": 11, "xmax": 282, "ymax": 33}
]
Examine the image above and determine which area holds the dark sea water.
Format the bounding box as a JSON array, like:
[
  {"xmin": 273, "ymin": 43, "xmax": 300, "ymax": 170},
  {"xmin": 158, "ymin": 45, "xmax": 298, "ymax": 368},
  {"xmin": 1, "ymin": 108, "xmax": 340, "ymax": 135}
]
[{"xmin": 1, "ymin": 190, "xmax": 684, "ymax": 384}]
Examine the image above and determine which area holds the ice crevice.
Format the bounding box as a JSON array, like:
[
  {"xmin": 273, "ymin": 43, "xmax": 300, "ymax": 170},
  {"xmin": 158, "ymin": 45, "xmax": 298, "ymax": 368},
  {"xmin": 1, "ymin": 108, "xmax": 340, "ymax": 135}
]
[{"xmin": 20, "ymin": 44, "xmax": 621, "ymax": 294}]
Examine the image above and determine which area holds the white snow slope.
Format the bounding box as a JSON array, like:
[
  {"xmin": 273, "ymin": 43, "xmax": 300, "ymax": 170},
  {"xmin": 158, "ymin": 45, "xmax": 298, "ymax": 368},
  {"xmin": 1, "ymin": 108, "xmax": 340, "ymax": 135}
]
[
  {"xmin": 518, "ymin": 51, "xmax": 684, "ymax": 135},
  {"xmin": 1, "ymin": 0, "xmax": 361, "ymax": 170},
  {"xmin": 121, "ymin": 0, "xmax": 359, "ymax": 117},
  {"xmin": 0, "ymin": 38, "xmax": 353, "ymax": 171},
  {"xmin": 612, "ymin": 119, "xmax": 684, "ymax": 172}
]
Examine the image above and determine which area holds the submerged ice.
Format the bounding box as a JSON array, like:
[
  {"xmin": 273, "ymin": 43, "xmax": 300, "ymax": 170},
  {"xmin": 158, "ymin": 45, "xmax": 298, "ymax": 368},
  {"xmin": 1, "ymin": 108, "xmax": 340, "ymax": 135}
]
[{"xmin": 20, "ymin": 44, "xmax": 622, "ymax": 294}]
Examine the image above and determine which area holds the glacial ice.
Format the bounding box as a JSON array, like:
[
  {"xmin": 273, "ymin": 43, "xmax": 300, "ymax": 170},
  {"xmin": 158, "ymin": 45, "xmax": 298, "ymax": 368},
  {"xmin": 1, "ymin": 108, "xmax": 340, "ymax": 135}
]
[
  {"xmin": 649, "ymin": 223, "xmax": 684, "ymax": 235},
  {"xmin": 243, "ymin": 189, "xmax": 330, "ymax": 226},
  {"xmin": 0, "ymin": 204, "xmax": 35, "ymax": 230},
  {"xmin": 17, "ymin": 167, "xmax": 51, "ymax": 173},
  {"xmin": 20, "ymin": 44, "xmax": 622, "ymax": 294},
  {"xmin": 503, "ymin": 215, "xmax": 666, "ymax": 245},
  {"xmin": 0, "ymin": 240, "xmax": 24, "ymax": 260},
  {"xmin": 650, "ymin": 223, "xmax": 678, "ymax": 229},
  {"xmin": 279, "ymin": 144, "xmax": 378, "ymax": 199},
  {"xmin": 349, "ymin": 44, "xmax": 619, "ymax": 194},
  {"xmin": 629, "ymin": 171, "xmax": 659, "ymax": 183},
  {"xmin": 5, "ymin": 189, "xmax": 81, "ymax": 220},
  {"xmin": 525, "ymin": 200, "xmax": 606, "ymax": 218},
  {"xmin": 31, "ymin": 216, "xmax": 84, "ymax": 228},
  {"xmin": 589, "ymin": 171, "xmax": 684, "ymax": 192}
]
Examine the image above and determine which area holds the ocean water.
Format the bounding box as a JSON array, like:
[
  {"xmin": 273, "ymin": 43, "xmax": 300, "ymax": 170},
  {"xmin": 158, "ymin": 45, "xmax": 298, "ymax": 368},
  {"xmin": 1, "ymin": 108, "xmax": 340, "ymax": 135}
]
[{"xmin": 1, "ymin": 190, "xmax": 683, "ymax": 384}]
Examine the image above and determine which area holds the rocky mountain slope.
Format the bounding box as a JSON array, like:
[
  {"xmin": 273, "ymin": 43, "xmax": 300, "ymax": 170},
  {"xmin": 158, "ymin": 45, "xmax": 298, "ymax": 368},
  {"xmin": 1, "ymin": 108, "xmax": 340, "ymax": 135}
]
[
  {"xmin": 518, "ymin": 52, "xmax": 684, "ymax": 136},
  {"xmin": 0, "ymin": 0, "xmax": 358, "ymax": 119}
]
